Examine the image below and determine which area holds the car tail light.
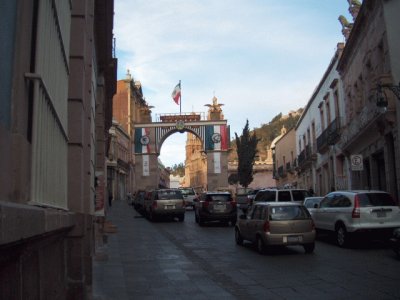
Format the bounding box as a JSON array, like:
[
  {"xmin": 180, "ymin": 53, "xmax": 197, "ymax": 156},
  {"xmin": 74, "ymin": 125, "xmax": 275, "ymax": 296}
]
[
  {"xmin": 201, "ymin": 200, "xmax": 209, "ymax": 208},
  {"xmin": 352, "ymin": 195, "xmax": 361, "ymax": 218},
  {"xmin": 263, "ymin": 220, "xmax": 270, "ymax": 232}
]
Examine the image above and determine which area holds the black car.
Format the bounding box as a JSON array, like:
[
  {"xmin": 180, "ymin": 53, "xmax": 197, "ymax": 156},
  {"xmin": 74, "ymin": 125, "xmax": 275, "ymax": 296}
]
[{"xmin": 194, "ymin": 191, "xmax": 237, "ymax": 226}]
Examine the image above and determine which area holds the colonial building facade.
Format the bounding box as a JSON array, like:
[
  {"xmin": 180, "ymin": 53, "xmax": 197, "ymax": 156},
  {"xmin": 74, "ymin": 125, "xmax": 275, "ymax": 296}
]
[
  {"xmin": 295, "ymin": 44, "xmax": 346, "ymax": 196},
  {"xmin": 337, "ymin": 0, "xmax": 400, "ymax": 199},
  {"xmin": 0, "ymin": 0, "xmax": 116, "ymax": 298}
]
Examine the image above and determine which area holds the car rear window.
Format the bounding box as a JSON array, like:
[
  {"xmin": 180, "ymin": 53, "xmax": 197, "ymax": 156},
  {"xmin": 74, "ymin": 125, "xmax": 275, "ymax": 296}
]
[
  {"xmin": 179, "ymin": 188, "xmax": 195, "ymax": 195},
  {"xmin": 269, "ymin": 205, "xmax": 310, "ymax": 221},
  {"xmin": 255, "ymin": 190, "xmax": 276, "ymax": 202},
  {"xmin": 358, "ymin": 193, "xmax": 397, "ymax": 207},
  {"xmin": 157, "ymin": 190, "xmax": 183, "ymax": 200},
  {"xmin": 206, "ymin": 194, "xmax": 232, "ymax": 202}
]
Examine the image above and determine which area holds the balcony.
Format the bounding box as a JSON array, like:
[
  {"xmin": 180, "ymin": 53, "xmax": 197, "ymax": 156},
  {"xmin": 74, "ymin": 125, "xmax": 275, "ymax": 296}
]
[
  {"xmin": 297, "ymin": 145, "xmax": 315, "ymax": 171},
  {"xmin": 317, "ymin": 118, "xmax": 341, "ymax": 153}
]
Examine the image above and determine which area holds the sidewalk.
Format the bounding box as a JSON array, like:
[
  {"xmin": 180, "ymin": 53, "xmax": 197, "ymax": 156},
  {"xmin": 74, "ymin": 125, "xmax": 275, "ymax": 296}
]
[
  {"xmin": 92, "ymin": 200, "xmax": 229, "ymax": 300},
  {"xmin": 93, "ymin": 199, "xmax": 134, "ymax": 300}
]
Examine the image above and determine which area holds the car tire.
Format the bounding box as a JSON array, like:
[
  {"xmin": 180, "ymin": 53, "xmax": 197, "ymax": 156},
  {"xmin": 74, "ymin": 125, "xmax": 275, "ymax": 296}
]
[
  {"xmin": 256, "ymin": 236, "xmax": 266, "ymax": 254},
  {"xmin": 178, "ymin": 214, "xmax": 185, "ymax": 222},
  {"xmin": 235, "ymin": 228, "xmax": 243, "ymax": 246},
  {"xmin": 336, "ymin": 224, "xmax": 349, "ymax": 247},
  {"xmin": 303, "ymin": 242, "xmax": 315, "ymax": 254}
]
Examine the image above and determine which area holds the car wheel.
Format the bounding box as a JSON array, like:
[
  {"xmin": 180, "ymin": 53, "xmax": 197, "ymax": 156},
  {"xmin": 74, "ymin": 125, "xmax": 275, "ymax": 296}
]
[
  {"xmin": 235, "ymin": 228, "xmax": 243, "ymax": 246},
  {"xmin": 178, "ymin": 214, "xmax": 185, "ymax": 222},
  {"xmin": 336, "ymin": 224, "xmax": 348, "ymax": 247},
  {"xmin": 303, "ymin": 242, "xmax": 315, "ymax": 254},
  {"xmin": 256, "ymin": 236, "xmax": 266, "ymax": 254}
]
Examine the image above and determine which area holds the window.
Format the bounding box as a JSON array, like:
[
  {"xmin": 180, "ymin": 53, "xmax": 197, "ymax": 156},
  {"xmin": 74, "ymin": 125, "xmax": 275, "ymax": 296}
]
[
  {"xmin": 358, "ymin": 193, "xmax": 396, "ymax": 207},
  {"xmin": 278, "ymin": 191, "xmax": 291, "ymax": 202},
  {"xmin": 270, "ymin": 206, "xmax": 309, "ymax": 220},
  {"xmin": 251, "ymin": 205, "xmax": 264, "ymax": 220}
]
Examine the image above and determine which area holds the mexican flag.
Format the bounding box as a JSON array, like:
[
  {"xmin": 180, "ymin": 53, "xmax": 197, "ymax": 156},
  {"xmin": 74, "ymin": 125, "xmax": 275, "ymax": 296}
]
[
  {"xmin": 205, "ymin": 124, "xmax": 229, "ymax": 151},
  {"xmin": 171, "ymin": 82, "xmax": 181, "ymax": 105},
  {"xmin": 134, "ymin": 128, "xmax": 150, "ymax": 154}
]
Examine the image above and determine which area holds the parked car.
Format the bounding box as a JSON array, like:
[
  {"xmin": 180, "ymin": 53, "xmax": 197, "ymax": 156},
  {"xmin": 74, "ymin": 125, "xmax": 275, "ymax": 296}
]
[
  {"xmin": 132, "ymin": 190, "xmax": 147, "ymax": 210},
  {"xmin": 143, "ymin": 188, "xmax": 186, "ymax": 222},
  {"xmin": 252, "ymin": 188, "xmax": 312, "ymax": 205},
  {"xmin": 303, "ymin": 196, "xmax": 324, "ymax": 218},
  {"xmin": 312, "ymin": 190, "xmax": 400, "ymax": 247},
  {"xmin": 235, "ymin": 202, "xmax": 316, "ymax": 254},
  {"xmin": 179, "ymin": 187, "xmax": 198, "ymax": 209},
  {"xmin": 194, "ymin": 191, "xmax": 237, "ymax": 226},
  {"xmin": 235, "ymin": 187, "xmax": 253, "ymax": 210},
  {"xmin": 245, "ymin": 189, "xmax": 262, "ymax": 210}
]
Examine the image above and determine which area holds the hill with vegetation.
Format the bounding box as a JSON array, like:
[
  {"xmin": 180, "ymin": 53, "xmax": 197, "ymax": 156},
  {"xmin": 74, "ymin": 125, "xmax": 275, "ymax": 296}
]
[{"xmin": 229, "ymin": 108, "xmax": 303, "ymax": 161}]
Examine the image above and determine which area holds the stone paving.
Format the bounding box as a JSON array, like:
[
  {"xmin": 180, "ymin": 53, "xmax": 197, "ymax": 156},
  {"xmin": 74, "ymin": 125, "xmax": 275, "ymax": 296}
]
[{"xmin": 93, "ymin": 199, "xmax": 400, "ymax": 300}]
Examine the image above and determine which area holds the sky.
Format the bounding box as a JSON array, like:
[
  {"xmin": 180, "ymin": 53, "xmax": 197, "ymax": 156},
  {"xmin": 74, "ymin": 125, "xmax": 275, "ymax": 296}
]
[{"xmin": 114, "ymin": 0, "xmax": 353, "ymax": 168}]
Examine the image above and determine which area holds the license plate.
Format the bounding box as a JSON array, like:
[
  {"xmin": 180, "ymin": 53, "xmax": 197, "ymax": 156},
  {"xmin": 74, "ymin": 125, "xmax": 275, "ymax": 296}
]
[
  {"xmin": 286, "ymin": 236, "xmax": 300, "ymax": 243},
  {"xmin": 214, "ymin": 204, "xmax": 226, "ymax": 212},
  {"xmin": 165, "ymin": 205, "xmax": 175, "ymax": 210},
  {"xmin": 376, "ymin": 211, "xmax": 386, "ymax": 218}
]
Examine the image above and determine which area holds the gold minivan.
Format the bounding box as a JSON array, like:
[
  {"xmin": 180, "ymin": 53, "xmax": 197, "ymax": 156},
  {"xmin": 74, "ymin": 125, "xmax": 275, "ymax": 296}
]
[
  {"xmin": 144, "ymin": 189, "xmax": 186, "ymax": 222},
  {"xmin": 235, "ymin": 202, "xmax": 316, "ymax": 254}
]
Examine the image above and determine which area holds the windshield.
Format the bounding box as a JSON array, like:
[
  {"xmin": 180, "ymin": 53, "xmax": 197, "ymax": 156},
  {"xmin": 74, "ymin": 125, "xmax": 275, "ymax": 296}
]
[
  {"xmin": 179, "ymin": 188, "xmax": 195, "ymax": 195},
  {"xmin": 358, "ymin": 193, "xmax": 397, "ymax": 207},
  {"xmin": 270, "ymin": 205, "xmax": 310, "ymax": 220},
  {"xmin": 157, "ymin": 190, "xmax": 183, "ymax": 200}
]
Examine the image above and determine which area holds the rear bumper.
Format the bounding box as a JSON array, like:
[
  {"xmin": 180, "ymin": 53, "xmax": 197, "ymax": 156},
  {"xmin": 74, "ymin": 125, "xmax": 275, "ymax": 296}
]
[
  {"xmin": 153, "ymin": 208, "xmax": 186, "ymax": 216},
  {"xmin": 198, "ymin": 210, "xmax": 237, "ymax": 221},
  {"xmin": 263, "ymin": 231, "xmax": 316, "ymax": 246}
]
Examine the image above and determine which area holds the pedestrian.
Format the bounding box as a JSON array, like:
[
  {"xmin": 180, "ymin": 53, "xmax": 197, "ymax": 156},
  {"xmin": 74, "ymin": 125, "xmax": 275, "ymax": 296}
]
[
  {"xmin": 308, "ymin": 187, "xmax": 314, "ymax": 196},
  {"xmin": 108, "ymin": 193, "xmax": 113, "ymax": 207}
]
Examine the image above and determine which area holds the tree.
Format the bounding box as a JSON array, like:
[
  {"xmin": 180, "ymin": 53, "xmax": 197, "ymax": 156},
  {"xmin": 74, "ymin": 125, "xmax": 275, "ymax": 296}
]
[
  {"xmin": 228, "ymin": 173, "xmax": 239, "ymax": 186},
  {"xmin": 235, "ymin": 119, "xmax": 259, "ymax": 188},
  {"xmin": 171, "ymin": 163, "xmax": 185, "ymax": 176}
]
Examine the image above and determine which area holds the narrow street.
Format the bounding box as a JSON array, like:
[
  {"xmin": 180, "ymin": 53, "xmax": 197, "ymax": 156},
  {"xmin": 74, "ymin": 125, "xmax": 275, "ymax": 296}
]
[{"xmin": 93, "ymin": 200, "xmax": 400, "ymax": 300}]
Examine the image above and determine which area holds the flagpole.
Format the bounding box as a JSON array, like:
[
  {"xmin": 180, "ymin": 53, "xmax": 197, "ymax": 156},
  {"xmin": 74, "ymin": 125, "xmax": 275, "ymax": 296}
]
[{"xmin": 179, "ymin": 80, "xmax": 182, "ymax": 115}]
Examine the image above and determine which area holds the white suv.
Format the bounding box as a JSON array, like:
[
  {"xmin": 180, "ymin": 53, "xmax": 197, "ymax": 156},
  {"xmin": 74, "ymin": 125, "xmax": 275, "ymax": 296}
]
[
  {"xmin": 178, "ymin": 187, "xmax": 198, "ymax": 209},
  {"xmin": 253, "ymin": 189, "xmax": 311, "ymax": 204},
  {"xmin": 313, "ymin": 190, "xmax": 400, "ymax": 247}
]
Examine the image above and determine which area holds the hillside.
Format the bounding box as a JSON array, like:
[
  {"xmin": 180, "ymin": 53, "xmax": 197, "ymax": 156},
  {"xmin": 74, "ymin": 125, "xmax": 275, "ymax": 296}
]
[{"xmin": 228, "ymin": 108, "xmax": 303, "ymax": 161}]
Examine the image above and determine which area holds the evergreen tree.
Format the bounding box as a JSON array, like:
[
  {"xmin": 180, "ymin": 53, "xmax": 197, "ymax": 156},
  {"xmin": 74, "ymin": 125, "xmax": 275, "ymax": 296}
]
[
  {"xmin": 228, "ymin": 173, "xmax": 239, "ymax": 186},
  {"xmin": 235, "ymin": 120, "xmax": 259, "ymax": 188}
]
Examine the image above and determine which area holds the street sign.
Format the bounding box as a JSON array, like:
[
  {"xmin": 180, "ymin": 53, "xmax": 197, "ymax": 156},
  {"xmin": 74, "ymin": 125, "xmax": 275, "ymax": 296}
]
[{"xmin": 351, "ymin": 154, "xmax": 363, "ymax": 171}]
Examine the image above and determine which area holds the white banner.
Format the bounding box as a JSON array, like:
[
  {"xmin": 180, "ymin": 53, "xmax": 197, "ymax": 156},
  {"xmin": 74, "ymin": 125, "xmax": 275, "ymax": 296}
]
[
  {"xmin": 143, "ymin": 155, "xmax": 150, "ymax": 176},
  {"xmin": 214, "ymin": 152, "xmax": 221, "ymax": 174}
]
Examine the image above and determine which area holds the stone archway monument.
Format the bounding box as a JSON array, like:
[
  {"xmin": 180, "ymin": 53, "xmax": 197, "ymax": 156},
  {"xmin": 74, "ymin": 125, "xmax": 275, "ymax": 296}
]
[{"xmin": 133, "ymin": 111, "xmax": 230, "ymax": 191}]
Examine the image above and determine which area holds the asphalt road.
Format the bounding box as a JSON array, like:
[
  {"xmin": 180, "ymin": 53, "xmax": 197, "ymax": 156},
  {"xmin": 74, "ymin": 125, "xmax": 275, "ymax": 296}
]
[{"xmin": 93, "ymin": 200, "xmax": 400, "ymax": 300}]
